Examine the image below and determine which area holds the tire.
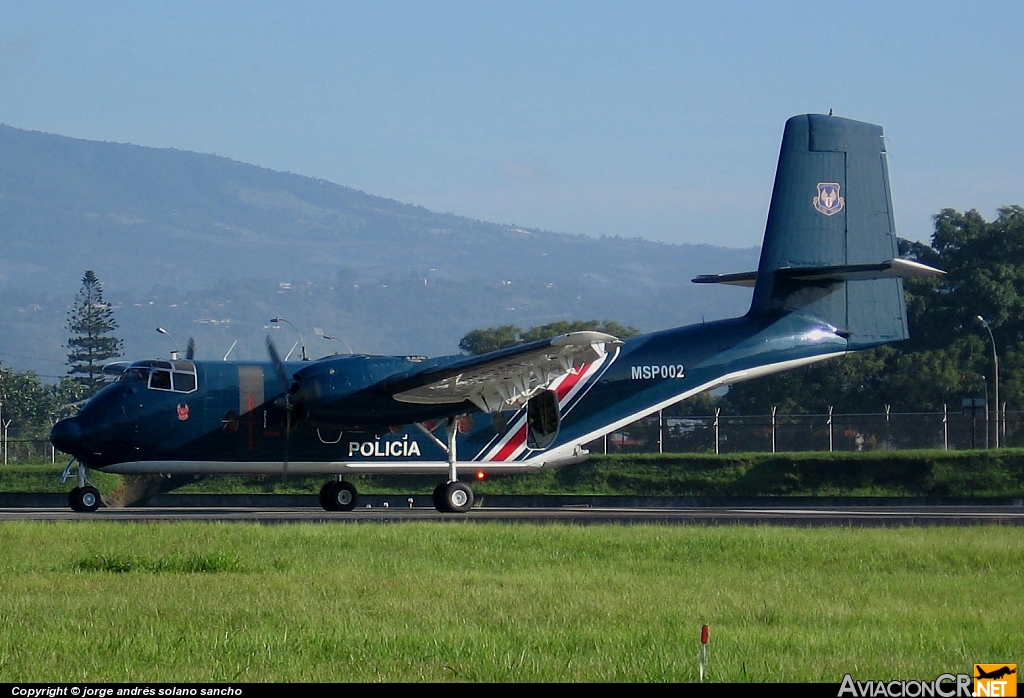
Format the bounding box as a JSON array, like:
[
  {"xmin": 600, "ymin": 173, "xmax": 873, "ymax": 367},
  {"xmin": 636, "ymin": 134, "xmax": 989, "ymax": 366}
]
[
  {"xmin": 323, "ymin": 481, "xmax": 357, "ymax": 512},
  {"xmin": 69, "ymin": 486, "xmax": 101, "ymax": 512},
  {"xmin": 68, "ymin": 487, "xmax": 83, "ymax": 512},
  {"xmin": 432, "ymin": 482, "xmax": 449, "ymax": 512},
  {"xmin": 444, "ymin": 481, "xmax": 474, "ymax": 513},
  {"xmin": 319, "ymin": 482, "xmax": 336, "ymax": 511}
]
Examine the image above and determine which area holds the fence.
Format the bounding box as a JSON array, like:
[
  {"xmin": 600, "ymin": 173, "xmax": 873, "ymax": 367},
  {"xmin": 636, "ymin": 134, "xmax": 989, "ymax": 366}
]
[
  {"xmin": 2, "ymin": 406, "xmax": 1016, "ymax": 464},
  {"xmin": 587, "ymin": 405, "xmax": 1019, "ymax": 454},
  {"xmin": 1, "ymin": 438, "xmax": 60, "ymax": 464}
]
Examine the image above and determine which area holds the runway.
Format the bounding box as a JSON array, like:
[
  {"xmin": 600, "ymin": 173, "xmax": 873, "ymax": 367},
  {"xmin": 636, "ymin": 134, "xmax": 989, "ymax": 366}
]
[{"xmin": 2, "ymin": 504, "xmax": 1023, "ymax": 526}]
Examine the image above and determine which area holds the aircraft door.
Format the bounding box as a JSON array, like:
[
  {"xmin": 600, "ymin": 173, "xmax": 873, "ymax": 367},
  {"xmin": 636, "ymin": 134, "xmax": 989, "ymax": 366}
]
[{"xmin": 526, "ymin": 389, "xmax": 560, "ymax": 450}]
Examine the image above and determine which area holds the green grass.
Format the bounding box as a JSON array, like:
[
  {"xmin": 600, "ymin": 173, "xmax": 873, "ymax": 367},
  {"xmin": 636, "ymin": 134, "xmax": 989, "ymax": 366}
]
[{"xmin": 0, "ymin": 522, "xmax": 1019, "ymax": 682}]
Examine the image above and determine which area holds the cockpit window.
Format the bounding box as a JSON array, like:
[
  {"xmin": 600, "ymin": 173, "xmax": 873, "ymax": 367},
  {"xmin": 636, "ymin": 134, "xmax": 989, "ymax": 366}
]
[
  {"xmin": 150, "ymin": 370, "xmax": 172, "ymax": 390},
  {"xmin": 172, "ymin": 371, "xmax": 196, "ymax": 392},
  {"xmin": 131, "ymin": 360, "xmax": 198, "ymax": 394}
]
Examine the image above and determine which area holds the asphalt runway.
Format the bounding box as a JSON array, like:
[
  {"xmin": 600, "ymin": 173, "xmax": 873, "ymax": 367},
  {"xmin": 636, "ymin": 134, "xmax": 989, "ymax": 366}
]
[{"xmin": 2, "ymin": 504, "xmax": 1023, "ymax": 526}]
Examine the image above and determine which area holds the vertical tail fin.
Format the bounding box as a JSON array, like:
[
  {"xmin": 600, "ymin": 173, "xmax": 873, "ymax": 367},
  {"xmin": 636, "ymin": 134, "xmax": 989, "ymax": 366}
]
[{"xmin": 750, "ymin": 114, "xmax": 907, "ymax": 349}]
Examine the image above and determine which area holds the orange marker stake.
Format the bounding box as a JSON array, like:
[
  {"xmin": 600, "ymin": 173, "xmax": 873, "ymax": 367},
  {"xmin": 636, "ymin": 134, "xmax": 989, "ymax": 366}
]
[{"xmin": 699, "ymin": 624, "xmax": 710, "ymax": 681}]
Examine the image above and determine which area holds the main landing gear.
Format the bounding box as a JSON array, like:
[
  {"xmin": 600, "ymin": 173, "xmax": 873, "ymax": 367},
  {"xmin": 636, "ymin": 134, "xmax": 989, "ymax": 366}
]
[
  {"xmin": 319, "ymin": 479, "xmax": 358, "ymax": 511},
  {"xmin": 430, "ymin": 416, "xmax": 475, "ymax": 513},
  {"xmin": 432, "ymin": 480, "xmax": 474, "ymax": 513},
  {"xmin": 317, "ymin": 416, "xmax": 477, "ymax": 513},
  {"xmin": 61, "ymin": 459, "xmax": 102, "ymax": 512}
]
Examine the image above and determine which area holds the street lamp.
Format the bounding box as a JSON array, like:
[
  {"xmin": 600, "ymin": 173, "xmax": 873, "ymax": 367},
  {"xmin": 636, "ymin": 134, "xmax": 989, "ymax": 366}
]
[
  {"xmin": 322, "ymin": 333, "xmax": 354, "ymax": 355},
  {"xmin": 976, "ymin": 315, "xmax": 1000, "ymax": 448},
  {"xmin": 270, "ymin": 317, "xmax": 307, "ymax": 361},
  {"xmin": 156, "ymin": 327, "xmax": 180, "ymax": 360}
]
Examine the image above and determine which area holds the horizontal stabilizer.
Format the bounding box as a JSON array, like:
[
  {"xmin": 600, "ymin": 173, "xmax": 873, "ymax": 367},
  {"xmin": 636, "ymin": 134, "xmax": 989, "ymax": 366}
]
[
  {"xmin": 776, "ymin": 258, "xmax": 944, "ymax": 283},
  {"xmin": 692, "ymin": 258, "xmax": 943, "ymax": 287},
  {"xmin": 691, "ymin": 271, "xmax": 758, "ymax": 287}
]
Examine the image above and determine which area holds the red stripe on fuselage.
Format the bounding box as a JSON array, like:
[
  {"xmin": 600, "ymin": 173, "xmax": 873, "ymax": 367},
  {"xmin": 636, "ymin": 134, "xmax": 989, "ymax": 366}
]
[
  {"xmin": 555, "ymin": 363, "xmax": 588, "ymax": 401},
  {"xmin": 493, "ymin": 425, "xmax": 527, "ymax": 461},
  {"xmin": 490, "ymin": 363, "xmax": 592, "ymax": 461}
]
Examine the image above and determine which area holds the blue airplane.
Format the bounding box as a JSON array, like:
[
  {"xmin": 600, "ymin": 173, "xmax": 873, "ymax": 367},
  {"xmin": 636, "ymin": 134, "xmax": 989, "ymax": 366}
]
[{"xmin": 50, "ymin": 114, "xmax": 942, "ymax": 513}]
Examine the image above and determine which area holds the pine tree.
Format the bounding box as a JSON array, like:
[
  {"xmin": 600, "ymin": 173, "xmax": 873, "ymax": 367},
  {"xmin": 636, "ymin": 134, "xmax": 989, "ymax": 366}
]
[{"xmin": 66, "ymin": 270, "xmax": 122, "ymax": 393}]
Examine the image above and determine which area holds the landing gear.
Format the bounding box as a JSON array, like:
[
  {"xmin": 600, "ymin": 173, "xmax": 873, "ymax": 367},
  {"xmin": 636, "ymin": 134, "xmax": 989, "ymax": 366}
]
[
  {"xmin": 62, "ymin": 458, "xmax": 101, "ymax": 512},
  {"xmin": 438, "ymin": 481, "xmax": 474, "ymax": 513},
  {"xmin": 429, "ymin": 417, "xmax": 475, "ymax": 513},
  {"xmin": 69, "ymin": 486, "xmax": 101, "ymax": 513},
  {"xmin": 319, "ymin": 480, "xmax": 357, "ymax": 511}
]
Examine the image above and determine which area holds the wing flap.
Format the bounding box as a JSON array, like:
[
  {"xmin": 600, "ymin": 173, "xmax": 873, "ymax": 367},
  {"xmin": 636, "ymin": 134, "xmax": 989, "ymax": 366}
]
[{"xmin": 383, "ymin": 331, "xmax": 622, "ymax": 413}]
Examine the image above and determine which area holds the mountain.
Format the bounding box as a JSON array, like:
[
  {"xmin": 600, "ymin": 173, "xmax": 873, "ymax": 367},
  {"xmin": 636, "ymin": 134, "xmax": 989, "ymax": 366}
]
[{"xmin": 0, "ymin": 124, "xmax": 758, "ymax": 377}]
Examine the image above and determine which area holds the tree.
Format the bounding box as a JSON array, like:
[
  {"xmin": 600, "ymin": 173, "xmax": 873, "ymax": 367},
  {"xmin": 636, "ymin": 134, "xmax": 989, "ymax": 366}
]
[{"xmin": 66, "ymin": 270, "xmax": 122, "ymax": 393}]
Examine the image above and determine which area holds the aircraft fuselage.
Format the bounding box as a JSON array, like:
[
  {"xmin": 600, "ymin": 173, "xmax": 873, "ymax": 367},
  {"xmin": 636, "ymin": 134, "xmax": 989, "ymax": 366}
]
[{"xmin": 52, "ymin": 311, "xmax": 848, "ymax": 476}]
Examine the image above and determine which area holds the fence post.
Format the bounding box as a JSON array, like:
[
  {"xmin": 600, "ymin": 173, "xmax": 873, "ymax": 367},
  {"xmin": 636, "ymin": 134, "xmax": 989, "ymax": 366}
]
[
  {"xmin": 714, "ymin": 408, "xmax": 720, "ymax": 455},
  {"xmin": 771, "ymin": 406, "xmax": 777, "ymax": 453},
  {"xmin": 2, "ymin": 419, "xmax": 10, "ymax": 466},
  {"xmin": 828, "ymin": 405, "xmax": 834, "ymax": 452},
  {"xmin": 658, "ymin": 409, "xmax": 664, "ymax": 454},
  {"xmin": 942, "ymin": 403, "xmax": 948, "ymax": 451}
]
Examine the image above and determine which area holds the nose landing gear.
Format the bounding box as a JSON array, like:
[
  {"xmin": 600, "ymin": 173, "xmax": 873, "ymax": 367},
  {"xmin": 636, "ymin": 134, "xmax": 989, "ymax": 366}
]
[{"xmin": 61, "ymin": 459, "xmax": 102, "ymax": 512}]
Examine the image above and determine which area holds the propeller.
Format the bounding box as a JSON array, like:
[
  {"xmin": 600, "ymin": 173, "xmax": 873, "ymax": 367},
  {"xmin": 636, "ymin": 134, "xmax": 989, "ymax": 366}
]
[
  {"xmin": 185, "ymin": 336, "xmax": 196, "ymax": 360},
  {"xmin": 266, "ymin": 336, "xmax": 295, "ymax": 473}
]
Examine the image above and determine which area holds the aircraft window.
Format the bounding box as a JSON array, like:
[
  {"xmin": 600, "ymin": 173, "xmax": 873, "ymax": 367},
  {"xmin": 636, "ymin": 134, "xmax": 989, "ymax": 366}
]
[
  {"xmin": 119, "ymin": 367, "xmax": 150, "ymax": 383},
  {"xmin": 172, "ymin": 371, "xmax": 196, "ymax": 393},
  {"xmin": 150, "ymin": 370, "xmax": 172, "ymax": 391},
  {"xmin": 172, "ymin": 361, "xmax": 195, "ymax": 372}
]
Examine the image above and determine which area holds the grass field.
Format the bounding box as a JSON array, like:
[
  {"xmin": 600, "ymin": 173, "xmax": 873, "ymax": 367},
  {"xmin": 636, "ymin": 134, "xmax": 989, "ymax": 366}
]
[{"xmin": 0, "ymin": 522, "xmax": 1019, "ymax": 682}]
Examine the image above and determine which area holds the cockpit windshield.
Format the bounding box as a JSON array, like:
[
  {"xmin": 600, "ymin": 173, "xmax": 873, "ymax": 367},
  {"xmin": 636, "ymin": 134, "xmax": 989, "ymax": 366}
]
[{"xmin": 120, "ymin": 360, "xmax": 198, "ymax": 394}]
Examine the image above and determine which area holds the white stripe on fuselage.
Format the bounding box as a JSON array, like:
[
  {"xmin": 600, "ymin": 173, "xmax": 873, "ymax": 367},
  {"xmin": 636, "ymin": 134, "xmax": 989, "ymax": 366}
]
[{"xmin": 523, "ymin": 351, "xmax": 848, "ymax": 466}]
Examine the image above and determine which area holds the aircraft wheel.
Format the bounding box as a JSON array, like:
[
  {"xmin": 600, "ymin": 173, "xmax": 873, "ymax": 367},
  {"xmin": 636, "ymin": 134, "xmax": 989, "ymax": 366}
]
[
  {"xmin": 432, "ymin": 482, "xmax": 449, "ymax": 512},
  {"xmin": 322, "ymin": 481, "xmax": 357, "ymax": 512},
  {"xmin": 443, "ymin": 481, "xmax": 474, "ymax": 513},
  {"xmin": 69, "ymin": 486, "xmax": 101, "ymax": 513}
]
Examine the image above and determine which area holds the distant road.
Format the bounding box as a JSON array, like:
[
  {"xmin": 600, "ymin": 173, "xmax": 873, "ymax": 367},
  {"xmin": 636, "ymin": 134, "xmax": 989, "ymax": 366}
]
[{"xmin": 2, "ymin": 504, "xmax": 1023, "ymax": 526}]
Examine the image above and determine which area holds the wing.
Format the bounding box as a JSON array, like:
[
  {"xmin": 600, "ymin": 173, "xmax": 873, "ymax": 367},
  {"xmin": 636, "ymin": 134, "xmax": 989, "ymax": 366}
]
[{"xmin": 381, "ymin": 331, "xmax": 622, "ymax": 413}]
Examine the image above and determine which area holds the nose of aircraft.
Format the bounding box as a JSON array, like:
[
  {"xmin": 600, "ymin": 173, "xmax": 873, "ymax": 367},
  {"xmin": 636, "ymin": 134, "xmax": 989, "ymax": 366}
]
[{"xmin": 50, "ymin": 418, "xmax": 83, "ymax": 455}]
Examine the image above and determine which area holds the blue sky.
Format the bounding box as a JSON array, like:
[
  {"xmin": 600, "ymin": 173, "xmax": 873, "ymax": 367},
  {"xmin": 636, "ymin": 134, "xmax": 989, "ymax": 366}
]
[{"xmin": 2, "ymin": 1, "xmax": 1021, "ymax": 248}]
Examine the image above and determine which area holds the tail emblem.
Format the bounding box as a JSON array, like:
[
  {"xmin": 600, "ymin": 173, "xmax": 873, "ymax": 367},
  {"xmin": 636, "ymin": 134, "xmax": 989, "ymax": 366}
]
[{"xmin": 813, "ymin": 182, "xmax": 845, "ymax": 216}]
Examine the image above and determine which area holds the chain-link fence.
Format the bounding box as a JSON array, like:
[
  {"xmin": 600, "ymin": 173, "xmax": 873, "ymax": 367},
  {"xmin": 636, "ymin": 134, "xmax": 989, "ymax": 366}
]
[
  {"xmin": 586, "ymin": 406, "xmax": 1019, "ymax": 454},
  {"xmin": 0, "ymin": 438, "xmax": 60, "ymax": 464},
  {"xmin": 3, "ymin": 406, "xmax": 1017, "ymax": 464}
]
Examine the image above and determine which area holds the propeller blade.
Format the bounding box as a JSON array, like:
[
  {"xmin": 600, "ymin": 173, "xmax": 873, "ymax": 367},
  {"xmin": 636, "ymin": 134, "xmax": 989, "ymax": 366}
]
[
  {"xmin": 283, "ymin": 408, "xmax": 291, "ymax": 475},
  {"xmin": 185, "ymin": 336, "xmax": 196, "ymax": 360},
  {"xmin": 266, "ymin": 335, "xmax": 296, "ymax": 475},
  {"xmin": 266, "ymin": 336, "xmax": 290, "ymax": 395}
]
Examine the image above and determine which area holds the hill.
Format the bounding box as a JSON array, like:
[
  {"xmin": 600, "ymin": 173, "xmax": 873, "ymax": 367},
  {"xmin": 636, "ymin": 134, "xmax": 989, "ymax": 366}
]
[{"xmin": 0, "ymin": 124, "xmax": 758, "ymax": 375}]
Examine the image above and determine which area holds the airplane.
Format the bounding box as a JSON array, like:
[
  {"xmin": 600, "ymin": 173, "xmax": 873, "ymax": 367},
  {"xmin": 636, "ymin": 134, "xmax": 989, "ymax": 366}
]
[
  {"xmin": 50, "ymin": 113, "xmax": 943, "ymax": 513},
  {"xmin": 975, "ymin": 666, "xmax": 1017, "ymax": 681}
]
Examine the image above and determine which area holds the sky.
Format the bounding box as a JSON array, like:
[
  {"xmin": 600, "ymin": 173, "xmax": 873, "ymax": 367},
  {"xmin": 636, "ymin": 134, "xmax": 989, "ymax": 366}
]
[{"xmin": 2, "ymin": 1, "xmax": 1022, "ymax": 249}]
